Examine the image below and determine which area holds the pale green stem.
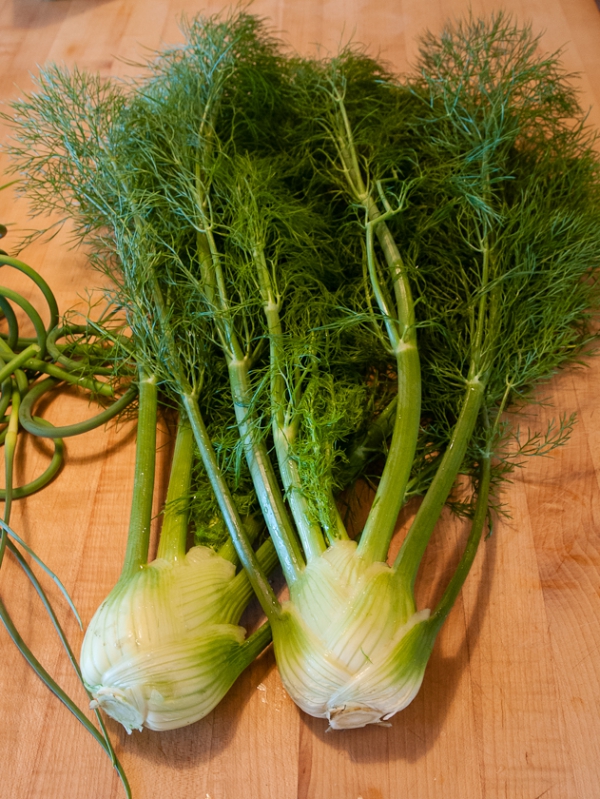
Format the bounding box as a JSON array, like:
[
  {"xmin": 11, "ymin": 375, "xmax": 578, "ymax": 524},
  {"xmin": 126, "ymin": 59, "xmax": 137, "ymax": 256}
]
[
  {"xmin": 393, "ymin": 376, "xmax": 485, "ymax": 590},
  {"xmin": 148, "ymin": 273, "xmax": 284, "ymax": 616},
  {"xmin": 363, "ymin": 225, "xmax": 400, "ymax": 349},
  {"xmin": 218, "ymin": 513, "xmax": 263, "ymax": 565},
  {"xmin": 331, "ymin": 86, "xmax": 422, "ymax": 564},
  {"xmin": 273, "ymin": 424, "xmax": 328, "ymax": 557},
  {"xmin": 181, "ymin": 392, "xmax": 282, "ymax": 621},
  {"xmin": 369, "ymin": 205, "xmax": 415, "ymax": 342},
  {"xmin": 470, "ymin": 228, "xmax": 492, "ymax": 380},
  {"xmin": 233, "ymin": 621, "xmax": 273, "ymax": 671},
  {"xmin": 356, "ymin": 342, "xmax": 421, "ymax": 564},
  {"xmin": 395, "ymin": 212, "xmax": 494, "ymax": 590},
  {"xmin": 430, "ymin": 449, "xmax": 492, "ymax": 629},
  {"xmin": 228, "ymin": 358, "xmax": 306, "ymax": 578},
  {"xmin": 357, "ymin": 212, "xmax": 421, "ymax": 563},
  {"xmin": 192, "ymin": 212, "xmax": 304, "ymax": 577},
  {"xmin": 334, "ymin": 86, "xmax": 369, "ymax": 200},
  {"xmin": 156, "ymin": 416, "xmax": 194, "ymax": 562},
  {"xmin": 193, "ymin": 185, "xmax": 305, "ymax": 582},
  {"xmin": 252, "ymin": 244, "xmax": 327, "ymax": 561},
  {"xmin": 118, "ymin": 368, "xmax": 158, "ymax": 582},
  {"xmin": 194, "ymin": 190, "xmax": 244, "ymax": 361},
  {"xmin": 321, "ymin": 487, "xmax": 349, "ymax": 544},
  {"xmin": 228, "ymin": 538, "xmax": 280, "ymax": 620}
]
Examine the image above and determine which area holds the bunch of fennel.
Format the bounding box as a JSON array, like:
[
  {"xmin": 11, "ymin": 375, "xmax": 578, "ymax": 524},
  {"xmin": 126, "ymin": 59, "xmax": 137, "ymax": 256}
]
[
  {"xmin": 270, "ymin": 14, "xmax": 600, "ymax": 724},
  {"xmin": 5, "ymin": 10, "xmax": 600, "ymax": 735},
  {"xmin": 3, "ymin": 12, "xmax": 366, "ymax": 733},
  {"xmin": 167, "ymin": 14, "xmax": 600, "ymax": 727}
]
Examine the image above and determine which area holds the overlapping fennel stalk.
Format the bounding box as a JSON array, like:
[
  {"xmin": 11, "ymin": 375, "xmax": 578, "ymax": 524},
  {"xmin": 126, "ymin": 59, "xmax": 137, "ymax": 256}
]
[{"xmin": 5, "ymin": 11, "xmax": 600, "ymax": 733}]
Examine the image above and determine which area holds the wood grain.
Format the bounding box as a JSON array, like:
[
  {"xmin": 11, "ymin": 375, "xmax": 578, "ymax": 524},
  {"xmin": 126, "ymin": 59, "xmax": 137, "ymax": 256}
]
[{"xmin": 1, "ymin": 1, "xmax": 599, "ymax": 797}]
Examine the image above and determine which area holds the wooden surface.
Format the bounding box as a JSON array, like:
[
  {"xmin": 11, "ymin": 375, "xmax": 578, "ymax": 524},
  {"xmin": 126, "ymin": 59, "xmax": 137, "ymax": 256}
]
[{"xmin": 1, "ymin": 1, "xmax": 600, "ymax": 797}]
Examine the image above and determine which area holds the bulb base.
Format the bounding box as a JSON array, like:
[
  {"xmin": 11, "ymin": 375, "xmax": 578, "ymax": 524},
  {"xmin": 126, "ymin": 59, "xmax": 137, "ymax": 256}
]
[
  {"xmin": 326, "ymin": 703, "xmax": 392, "ymax": 730},
  {"xmin": 90, "ymin": 686, "xmax": 145, "ymax": 734}
]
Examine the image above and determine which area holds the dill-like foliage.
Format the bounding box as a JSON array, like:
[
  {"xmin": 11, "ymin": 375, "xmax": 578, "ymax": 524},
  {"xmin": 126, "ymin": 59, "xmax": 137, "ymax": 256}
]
[
  {"xmin": 3, "ymin": 11, "xmax": 383, "ymax": 550},
  {"xmin": 288, "ymin": 14, "xmax": 600, "ymax": 518},
  {"xmin": 6, "ymin": 11, "xmax": 600, "ymax": 531},
  {"xmin": 395, "ymin": 13, "xmax": 600, "ymax": 509},
  {"xmin": 6, "ymin": 9, "xmax": 600, "ymax": 535}
]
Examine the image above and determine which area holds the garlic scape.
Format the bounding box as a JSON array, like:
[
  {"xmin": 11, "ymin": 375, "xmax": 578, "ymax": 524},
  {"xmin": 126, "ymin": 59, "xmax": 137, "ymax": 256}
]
[{"xmin": 81, "ymin": 378, "xmax": 275, "ymax": 733}]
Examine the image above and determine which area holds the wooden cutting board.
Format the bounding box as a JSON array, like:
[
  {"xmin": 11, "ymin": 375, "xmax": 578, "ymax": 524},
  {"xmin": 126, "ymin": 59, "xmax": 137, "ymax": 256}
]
[{"xmin": 1, "ymin": 1, "xmax": 600, "ymax": 797}]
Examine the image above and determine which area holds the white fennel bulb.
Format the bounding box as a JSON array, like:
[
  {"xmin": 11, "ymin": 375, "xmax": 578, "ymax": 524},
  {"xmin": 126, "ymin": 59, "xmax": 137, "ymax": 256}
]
[
  {"xmin": 271, "ymin": 540, "xmax": 435, "ymax": 729},
  {"xmin": 81, "ymin": 545, "xmax": 269, "ymax": 733}
]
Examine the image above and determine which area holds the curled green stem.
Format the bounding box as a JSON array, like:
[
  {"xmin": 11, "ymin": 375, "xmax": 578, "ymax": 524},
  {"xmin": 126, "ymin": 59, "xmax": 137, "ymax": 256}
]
[{"xmin": 19, "ymin": 378, "xmax": 137, "ymax": 439}]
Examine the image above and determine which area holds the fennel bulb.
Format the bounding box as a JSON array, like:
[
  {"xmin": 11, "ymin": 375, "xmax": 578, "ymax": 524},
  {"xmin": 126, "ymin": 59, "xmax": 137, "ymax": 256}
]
[
  {"xmin": 80, "ymin": 545, "xmax": 262, "ymax": 733},
  {"xmin": 271, "ymin": 541, "xmax": 433, "ymax": 729},
  {"xmin": 80, "ymin": 393, "xmax": 273, "ymax": 734}
]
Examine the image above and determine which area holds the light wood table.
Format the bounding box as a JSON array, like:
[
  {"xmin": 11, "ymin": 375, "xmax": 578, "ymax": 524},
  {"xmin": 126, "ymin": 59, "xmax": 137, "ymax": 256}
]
[{"xmin": 1, "ymin": 1, "xmax": 600, "ymax": 797}]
